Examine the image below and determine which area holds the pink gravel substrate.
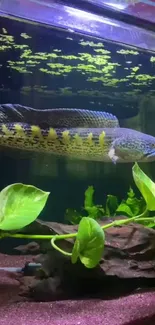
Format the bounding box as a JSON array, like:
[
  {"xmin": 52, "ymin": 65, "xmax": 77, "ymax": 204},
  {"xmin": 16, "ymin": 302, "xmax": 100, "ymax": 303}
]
[{"xmin": 0, "ymin": 254, "xmax": 155, "ymax": 325}]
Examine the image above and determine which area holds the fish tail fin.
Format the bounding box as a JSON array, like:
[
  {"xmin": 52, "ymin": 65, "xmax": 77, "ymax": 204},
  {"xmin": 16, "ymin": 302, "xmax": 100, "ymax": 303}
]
[{"xmin": 0, "ymin": 104, "xmax": 32, "ymax": 123}]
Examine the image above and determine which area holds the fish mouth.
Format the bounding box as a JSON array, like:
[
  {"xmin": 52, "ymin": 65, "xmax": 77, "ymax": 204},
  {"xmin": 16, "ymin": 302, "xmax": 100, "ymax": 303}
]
[{"xmin": 144, "ymin": 150, "xmax": 155, "ymax": 161}]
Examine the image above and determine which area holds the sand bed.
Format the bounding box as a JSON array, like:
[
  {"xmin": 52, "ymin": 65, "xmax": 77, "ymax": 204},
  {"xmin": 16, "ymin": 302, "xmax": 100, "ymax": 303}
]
[{"xmin": 0, "ymin": 253, "xmax": 155, "ymax": 325}]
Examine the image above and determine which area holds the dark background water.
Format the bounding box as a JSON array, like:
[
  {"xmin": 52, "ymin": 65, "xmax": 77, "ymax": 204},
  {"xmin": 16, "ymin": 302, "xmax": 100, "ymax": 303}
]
[{"xmin": 0, "ymin": 15, "xmax": 155, "ymax": 229}]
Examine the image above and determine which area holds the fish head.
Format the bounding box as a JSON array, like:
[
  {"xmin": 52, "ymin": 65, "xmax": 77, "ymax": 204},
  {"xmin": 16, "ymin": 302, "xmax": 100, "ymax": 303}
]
[
  {"xmin": 141, "ymin": 134, "xmax": 155, "ymax": 162},
  {"xmin": 110, "ymin": 130, "xmax": 155, "ymax": 163}
]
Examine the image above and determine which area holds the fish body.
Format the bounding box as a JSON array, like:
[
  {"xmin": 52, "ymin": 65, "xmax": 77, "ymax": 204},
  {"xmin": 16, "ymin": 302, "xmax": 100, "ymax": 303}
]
[
  {"xmin": 0, "ymin": 104, "xmax": 119, "ymax": 128},
  {"xmin": 0, "ymin": 121, "xmax": 155, "ymax": 163}
]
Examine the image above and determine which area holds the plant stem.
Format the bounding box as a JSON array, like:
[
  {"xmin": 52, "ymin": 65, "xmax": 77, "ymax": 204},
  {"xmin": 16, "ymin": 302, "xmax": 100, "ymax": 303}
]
[
  {"xmin": 1, "ymin": 233, "xmax": 55, "ymax": 239},
  {"xmin": 1, "ymin": 232, "xmax": 77, "ymax": 240},
  {"xmin": 101, "ymin": 208, "xmax": 148, "ymax": 230},
  {"xmin": 131, "ymin": 217, "xmax": 155, "ymax": 223},
  {"xmin": 0, "ymin": 208, "xmax": 149, "ymax": 245},
  {"xmin": 51, "ymin": 237, "xmax": 72, "ymax": 256}
]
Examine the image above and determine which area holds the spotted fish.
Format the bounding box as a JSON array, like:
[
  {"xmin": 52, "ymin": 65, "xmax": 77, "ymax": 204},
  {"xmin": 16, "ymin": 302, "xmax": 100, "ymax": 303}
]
[
  {"xmin": 0, "ymin": 104, "xmax": 155, "ymax": 163},
  {"xmin": 0, "ymin": 104, "xmax": 119, "ymax": 128}
]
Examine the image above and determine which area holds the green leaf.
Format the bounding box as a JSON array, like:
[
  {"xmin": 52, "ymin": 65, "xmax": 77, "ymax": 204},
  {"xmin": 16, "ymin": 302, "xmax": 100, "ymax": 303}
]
[
  {"xmin": 65, "ymin": 208, "xmax": 82, "ymax": 225},
  {"xmin": 0, "ymin": 183, "xmax": 50, "ymax": 230},
  {"xmin": 116, "ymin": 202, "xmax": 134, "ymax": 217},
  {"xmin": 116, "ymin": 186, "xmax": 146, "ymax": 218},
  {"xmin": 132, "ymin": 163, "xmax": 155, "ymax": 211},
  {"xmin": 71, "ymin": 238, "xmax": 80, "ymax": 264},
  {"xmin": 84, "ymin": 205, "xmax": 104, "ymax": 219},
  {"xmin": 127, "ymin": 187, "xmax": 135, "ymax": 199},
  {"xmin": 84, "ymin": 186, "xmax": 104, "ymax": 219},
  {"xmin": 71, "ymin": 217, "xmax": 105, "ymax": 268},
  {"xmin": 84, "ymin": 186, "xmax": 94, "ymax": 208},
  {"xmin": 85, "ymin": 206, "xmax": 98, "ymax": 218},
  {"xmin": 126, "ymin": 187, "xmax": 145, "ymax": 216},
  {"xmin": 137, "ymin": 218, "xmax": 155, "ymax": 228},
  {"xmin": 105, "ymin": 195, "xmax": 118, "ymax": 216}
]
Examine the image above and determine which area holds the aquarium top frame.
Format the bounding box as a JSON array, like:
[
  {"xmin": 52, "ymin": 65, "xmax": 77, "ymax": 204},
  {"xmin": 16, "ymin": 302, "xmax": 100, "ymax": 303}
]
[
  {"xmin": 77, "ymin": 0, "xmax": 155, "ymax": 25},
  {"xmin": 1, "ymin": 0, "xmax": 155, "ymax": 52}
]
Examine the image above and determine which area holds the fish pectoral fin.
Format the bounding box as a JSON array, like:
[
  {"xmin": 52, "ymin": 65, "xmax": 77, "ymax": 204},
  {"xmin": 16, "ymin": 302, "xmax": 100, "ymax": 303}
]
[{"xmin": 108, "ymin": 147, "xmax": 119, "ymax": 164}]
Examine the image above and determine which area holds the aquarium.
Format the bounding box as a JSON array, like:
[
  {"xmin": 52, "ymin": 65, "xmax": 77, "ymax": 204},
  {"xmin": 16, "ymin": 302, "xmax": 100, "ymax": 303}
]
[{"xmin": 0, "ymin": 1, "xmax": 155, "ymax": 325}]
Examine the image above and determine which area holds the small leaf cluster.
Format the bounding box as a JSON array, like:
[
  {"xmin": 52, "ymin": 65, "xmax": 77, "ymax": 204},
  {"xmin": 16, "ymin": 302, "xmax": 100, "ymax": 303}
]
[{"xmin": 65, "ymin": 184, "xmax": 146, "ymax": 225}]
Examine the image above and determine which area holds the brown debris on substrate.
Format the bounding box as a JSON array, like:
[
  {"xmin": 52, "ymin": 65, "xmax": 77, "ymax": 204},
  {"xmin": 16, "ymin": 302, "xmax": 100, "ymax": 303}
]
[{"xmin": 14, "ymin": 217, "xmax": 155, "ymax": 301}]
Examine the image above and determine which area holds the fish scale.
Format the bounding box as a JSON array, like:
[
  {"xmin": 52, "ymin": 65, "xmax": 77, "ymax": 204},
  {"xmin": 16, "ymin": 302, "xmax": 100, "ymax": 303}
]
[
  {"xmin": 0, "ymin": 105, "xmax": 119, "ymax": 128},
  {"xmin": 0, "ymin": 122, "xmax": 155, "ymax": 163}
]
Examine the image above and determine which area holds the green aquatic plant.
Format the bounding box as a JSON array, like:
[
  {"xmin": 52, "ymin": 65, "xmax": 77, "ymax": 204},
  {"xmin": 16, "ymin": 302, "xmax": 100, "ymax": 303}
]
[
  {"xmin": 116, "ymin": 49, "xmax": 139, "ymax": 55},
  {"xmin": 84, "ymin": 185, "xmax": 105, "ymax": 218},
  {"xmin": 1, "ymin": 163, "xmax": 155, "ymax": 268},
  {"xmin": 65, "ymin": 183, "xmax": 145, "ymax": 225},
  {"xmin": 130, "ymin": 67, "xmax": 139, "ymax": 73},
  {"xmin": 116, "ymin": 187, "xmax": 145, "ymax": 218},
  {"xmin": 150, "ymin": 56, "xmax": 155, "ymax": 62},
  {"xmin": 0, "ymin": 183, "xmax": 49, "ymax": 230},
  {"xmin": 1, "ymin": 24, "xmax": 155, "ymax": 91},
  {"xmin": 71, "ymin": 217, "xmax": 105, "ymax": 268},
  {"xmin": 65, "ymin": 185, "xmax": 105, "ymax": 225},
  {"xmin": 20, "ymin": 33, "xmax": 32, "ymax": 39},
  {"xmin": 132, "ymin": 163, "xmax": 155, "ymax": 211},
  {"xmin": 79, "ymin": 41, "xmax": 104, "ymax": 48},
  {"xmin": 106, "ymin": 195, "xmax": 119, "ymax": 216}
]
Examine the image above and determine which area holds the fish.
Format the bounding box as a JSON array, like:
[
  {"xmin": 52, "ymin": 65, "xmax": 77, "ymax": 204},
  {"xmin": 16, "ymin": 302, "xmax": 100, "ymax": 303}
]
[
  {"xmin": 0, "ymin": 104, "xmax": 119, "ymax": 128},
  {"xmin": 0, "ymin": 104, "xmax": 155, "ymax": 164}
]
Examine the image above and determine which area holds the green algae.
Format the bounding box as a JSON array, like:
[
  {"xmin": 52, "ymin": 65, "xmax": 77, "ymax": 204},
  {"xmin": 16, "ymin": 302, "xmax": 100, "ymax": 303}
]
[
  {"xmin": 2, "ymin": 28, "xmax": 7, "ymax": 34},
  {"xmin": 0, "ymin": 45, "xmax": 12, "ymax": 51},
  {"xmin": 131, "ymin": 67, "xmax": 140, "ymax": 73},
  {"xmin": 79, "ymin": 40, "xmax": 104, "ymax": 47},
  {"xmin": 0, "ymin": 24, "xmax": 155, "ymax": 98},
  {"xmin": 20, "ymin": 33, "xmax": 32, "ymax": 39},
  {"xmin": 117, "ymin": 49, "xmax": 139, "ymax": 55},
  {"xmin": 135, "ymin": 74, "xmax": 155, "ymax": 81},
  {"xmin": 150, "ymin": 56, "xmax": 155, "ymax": 62}
]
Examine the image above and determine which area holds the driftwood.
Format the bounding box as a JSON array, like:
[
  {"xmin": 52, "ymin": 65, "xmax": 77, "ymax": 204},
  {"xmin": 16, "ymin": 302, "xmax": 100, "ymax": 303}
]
[{"xmin": 15, "ymin": 217, "xmax": 155, "ymax": 301}]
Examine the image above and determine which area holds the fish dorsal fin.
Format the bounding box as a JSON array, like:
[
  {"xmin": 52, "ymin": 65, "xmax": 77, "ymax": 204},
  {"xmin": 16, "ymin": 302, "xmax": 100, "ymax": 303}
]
[{"xmin": 0, "ymin": 104, "xmax": 120, "ymax": 128}]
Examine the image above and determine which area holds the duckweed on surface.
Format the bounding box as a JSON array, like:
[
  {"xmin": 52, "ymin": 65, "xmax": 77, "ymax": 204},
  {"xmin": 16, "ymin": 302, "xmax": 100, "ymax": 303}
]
[{"xmin": 0, "ymin": 16, "xmax": 155, "ymax": 104}]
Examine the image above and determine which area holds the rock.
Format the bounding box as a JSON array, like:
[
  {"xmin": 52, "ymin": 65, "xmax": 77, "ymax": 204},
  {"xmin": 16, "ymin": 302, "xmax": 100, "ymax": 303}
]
[
  {"xmin": 15, "ymin": 242, "xmax": 40, "ymax": 254},
  {"xmin": 15, "ymin": 217, "xmax": 155, "ymax": 301}
]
